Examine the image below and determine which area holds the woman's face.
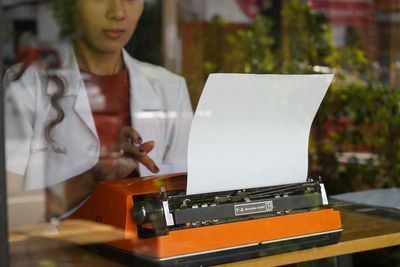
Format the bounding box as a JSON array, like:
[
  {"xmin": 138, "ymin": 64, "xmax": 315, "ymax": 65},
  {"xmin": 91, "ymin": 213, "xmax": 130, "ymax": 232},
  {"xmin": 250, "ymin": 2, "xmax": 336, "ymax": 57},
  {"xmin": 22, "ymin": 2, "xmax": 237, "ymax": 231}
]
[{"xmin": 73, "ymin": 0, "xmax": 144, "ymax": 54}]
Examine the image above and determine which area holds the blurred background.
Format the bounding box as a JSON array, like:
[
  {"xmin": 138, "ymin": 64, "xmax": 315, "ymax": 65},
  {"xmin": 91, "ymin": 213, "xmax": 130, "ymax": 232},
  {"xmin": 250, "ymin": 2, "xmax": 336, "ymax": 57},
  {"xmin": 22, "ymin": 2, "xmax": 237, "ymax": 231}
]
[{"xmin": 2, "ymin": 0, "xmax": 400, "ymax": 266}]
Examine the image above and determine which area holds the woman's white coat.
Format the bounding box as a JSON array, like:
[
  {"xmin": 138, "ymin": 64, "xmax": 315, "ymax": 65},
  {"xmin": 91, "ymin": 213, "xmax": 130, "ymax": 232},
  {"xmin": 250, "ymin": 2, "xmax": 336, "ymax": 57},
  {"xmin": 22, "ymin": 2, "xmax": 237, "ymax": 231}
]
[{"xmin": 4, "ymin": 44, "xmax": 193, "ymax": 190}]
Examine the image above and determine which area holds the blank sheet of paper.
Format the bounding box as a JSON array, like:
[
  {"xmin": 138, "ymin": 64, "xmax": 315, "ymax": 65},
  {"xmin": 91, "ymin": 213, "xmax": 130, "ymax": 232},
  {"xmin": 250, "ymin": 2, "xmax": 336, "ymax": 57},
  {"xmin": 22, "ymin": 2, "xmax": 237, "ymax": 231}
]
[{"xmin": 186, "ymin": 74, "xmax": 333, "ymax": 195}]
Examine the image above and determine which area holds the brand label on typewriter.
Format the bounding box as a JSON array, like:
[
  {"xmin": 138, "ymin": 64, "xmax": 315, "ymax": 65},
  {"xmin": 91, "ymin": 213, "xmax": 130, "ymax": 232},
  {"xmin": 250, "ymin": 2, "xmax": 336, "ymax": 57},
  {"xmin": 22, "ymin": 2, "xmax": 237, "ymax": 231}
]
[{"xmin": 234, "ymin": 201, "xmax": 274, "ymax": 216}]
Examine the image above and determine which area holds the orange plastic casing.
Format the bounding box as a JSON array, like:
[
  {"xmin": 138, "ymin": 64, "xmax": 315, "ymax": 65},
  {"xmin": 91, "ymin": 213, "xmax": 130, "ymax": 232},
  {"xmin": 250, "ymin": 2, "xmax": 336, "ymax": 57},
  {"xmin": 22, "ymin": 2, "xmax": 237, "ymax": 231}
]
[{"xmin": 70, "ymin": 173, "xmax": 342, "ymax": 259}]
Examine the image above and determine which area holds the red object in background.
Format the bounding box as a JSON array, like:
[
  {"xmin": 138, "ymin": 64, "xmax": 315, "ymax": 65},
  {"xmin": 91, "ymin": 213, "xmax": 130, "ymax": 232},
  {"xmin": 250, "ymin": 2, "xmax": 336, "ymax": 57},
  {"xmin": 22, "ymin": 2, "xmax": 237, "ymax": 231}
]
[
  {"xmin": 236, "ymin": 0, "xmax": 262, "ymax": 19},
  {"xmin": 308, "ymin": 0, "xmax": 374, "ymax": 26},
  {"xmin": 16, "ymin": 45, "xmax": 60, "ymax": 69},
  {"xmin": 93, "ymin": 114, "xmax": 131, "ymax": 150}
]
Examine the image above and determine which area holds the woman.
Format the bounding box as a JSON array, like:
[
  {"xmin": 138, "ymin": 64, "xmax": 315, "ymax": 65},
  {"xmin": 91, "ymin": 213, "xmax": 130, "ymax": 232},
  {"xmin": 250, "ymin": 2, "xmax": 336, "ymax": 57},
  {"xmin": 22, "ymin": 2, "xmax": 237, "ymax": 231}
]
[{"xmin": 4, "ymin": 0, "xmax": 193, "ymax": 219}]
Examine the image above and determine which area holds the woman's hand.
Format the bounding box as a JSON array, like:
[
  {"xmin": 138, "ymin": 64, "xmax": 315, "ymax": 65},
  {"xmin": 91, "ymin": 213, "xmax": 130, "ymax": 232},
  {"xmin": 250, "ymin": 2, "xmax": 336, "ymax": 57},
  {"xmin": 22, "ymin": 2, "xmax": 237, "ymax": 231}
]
[
  {"xmin": 93, "ymin": 127, "xmax": 160, "ymax": 181},
  {"xmin": 46, "ymin": 127, "xmax": 159, "ymax": 218}
]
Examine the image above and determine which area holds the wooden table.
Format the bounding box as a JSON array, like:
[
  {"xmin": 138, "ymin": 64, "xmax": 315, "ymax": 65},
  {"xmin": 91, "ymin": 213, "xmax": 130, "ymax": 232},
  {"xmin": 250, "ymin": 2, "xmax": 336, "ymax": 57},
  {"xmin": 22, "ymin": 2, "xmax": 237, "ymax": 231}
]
[
  {"xmin": 9, "ymin": 209, "xmax": 400, "ymax": 267},
  {"xmin": 217, "ymin": 209, "xmax": 400, "ymax": 266}
]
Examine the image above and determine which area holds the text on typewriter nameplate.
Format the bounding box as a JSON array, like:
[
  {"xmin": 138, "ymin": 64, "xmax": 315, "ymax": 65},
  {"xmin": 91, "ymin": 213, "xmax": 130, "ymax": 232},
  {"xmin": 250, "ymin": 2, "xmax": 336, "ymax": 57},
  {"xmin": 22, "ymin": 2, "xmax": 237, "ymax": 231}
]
[{"xmin": 234, "ymin": 201, "xmax": 274, "ymax": 216}]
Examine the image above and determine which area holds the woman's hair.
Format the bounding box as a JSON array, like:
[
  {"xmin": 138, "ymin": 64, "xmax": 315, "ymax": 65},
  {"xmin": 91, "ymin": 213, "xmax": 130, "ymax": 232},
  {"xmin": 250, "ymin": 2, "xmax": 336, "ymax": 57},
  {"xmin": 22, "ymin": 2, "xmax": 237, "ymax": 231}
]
[
  {"xmin": 45, "ymin": 74, "xmax": 66, "ymax": 144},
  {"xmin": 42, "ymin": 0, "xmax": 78, "ymax": 143}
]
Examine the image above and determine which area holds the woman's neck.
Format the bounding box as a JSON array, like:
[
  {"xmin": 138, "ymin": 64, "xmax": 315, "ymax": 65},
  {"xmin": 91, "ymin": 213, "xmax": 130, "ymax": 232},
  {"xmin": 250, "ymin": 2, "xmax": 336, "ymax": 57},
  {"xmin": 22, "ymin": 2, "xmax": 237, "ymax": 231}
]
[{"xmin": 73, "ymin": 42, "xmax": 123, "ymax": 75}]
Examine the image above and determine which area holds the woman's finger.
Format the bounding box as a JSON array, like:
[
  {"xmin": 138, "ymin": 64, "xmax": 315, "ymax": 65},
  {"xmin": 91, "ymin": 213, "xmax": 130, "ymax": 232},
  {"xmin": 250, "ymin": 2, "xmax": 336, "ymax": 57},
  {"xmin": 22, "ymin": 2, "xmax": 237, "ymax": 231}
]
[
  {"xmin": 139, "ymin": 154, "xmax": 159, "ymax": 174},
  {"xmin": 121, "ymin": 140, "xmax": 155, "ymax": 158},
  {"xmin": 120, "ymin": 142, "xmax": 145, "ymax": 157},
  {"xmin": 121, "ymin": 126, "xmax": 142, "ymax": 144},
  {"xmin": 138, "ymin": 141, "xmax": 155, "ymax": 154}
]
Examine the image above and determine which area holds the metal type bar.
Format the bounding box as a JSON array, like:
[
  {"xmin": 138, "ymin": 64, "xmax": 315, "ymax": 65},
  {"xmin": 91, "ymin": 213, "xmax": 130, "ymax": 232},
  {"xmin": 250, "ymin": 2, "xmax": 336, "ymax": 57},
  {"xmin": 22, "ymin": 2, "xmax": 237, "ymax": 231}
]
[
  {"xmin": 247, "ymin": 182, "xmax": 318, "ymax": 196},
  {"xmin": 248, "ymin": 185, "xmax": 320, "ymax": 200},
  {"xmin": 0, "ymin": 1, "xmax": 10, "ymax": 265},
  {"xmin": 169, "ymin": 182, "xmax": 320, "ymax": 209},
  {"xmin": 168, "ymin": 181, "xmax": 320, "ymax": 207}
]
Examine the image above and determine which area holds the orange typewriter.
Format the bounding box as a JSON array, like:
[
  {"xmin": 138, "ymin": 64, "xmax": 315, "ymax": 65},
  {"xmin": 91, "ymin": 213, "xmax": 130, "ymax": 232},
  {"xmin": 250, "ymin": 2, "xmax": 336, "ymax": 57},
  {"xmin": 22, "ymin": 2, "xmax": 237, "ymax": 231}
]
[
  {"xmin": 71, "ymin": 74, "xmax": 341, "ymax": 266},
  {"xmin": 71, "ymin": 172, "xmax": 342, "ymax": 266}
]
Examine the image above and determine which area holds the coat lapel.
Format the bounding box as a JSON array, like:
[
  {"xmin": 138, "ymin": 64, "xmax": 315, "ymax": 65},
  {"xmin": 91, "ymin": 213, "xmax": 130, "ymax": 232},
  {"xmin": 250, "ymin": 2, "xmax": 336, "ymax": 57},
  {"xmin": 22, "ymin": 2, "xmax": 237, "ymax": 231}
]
[
  {"xmin": 73, "ymin": 82, "xmax": 99, "ymax": 140},
  {"xmin": 123, "ymin": 50, "xmax": 163, "ymax": 113},
  {"xmin": 46, "ymin": 43, "xmax": 99, "ymax": 140}
]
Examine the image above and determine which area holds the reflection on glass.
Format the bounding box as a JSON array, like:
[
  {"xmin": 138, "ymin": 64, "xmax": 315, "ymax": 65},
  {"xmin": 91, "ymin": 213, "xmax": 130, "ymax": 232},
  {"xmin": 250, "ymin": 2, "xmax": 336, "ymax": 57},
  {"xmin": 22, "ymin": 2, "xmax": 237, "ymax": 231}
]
[
  {"xmin": 2, "ymin": 0, "xmax": 399, "ymax": 266},
  {"xmin": 4, "ymin": 0, "xmax": 192, "ymax": 226}
]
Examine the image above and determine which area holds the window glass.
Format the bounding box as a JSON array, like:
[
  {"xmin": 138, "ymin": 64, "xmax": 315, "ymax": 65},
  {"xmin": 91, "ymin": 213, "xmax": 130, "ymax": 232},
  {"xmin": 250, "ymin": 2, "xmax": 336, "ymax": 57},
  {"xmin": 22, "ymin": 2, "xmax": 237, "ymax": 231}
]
[{"xmin": 2, "ymin": 0, "xmax": 399, "ymax": 266}]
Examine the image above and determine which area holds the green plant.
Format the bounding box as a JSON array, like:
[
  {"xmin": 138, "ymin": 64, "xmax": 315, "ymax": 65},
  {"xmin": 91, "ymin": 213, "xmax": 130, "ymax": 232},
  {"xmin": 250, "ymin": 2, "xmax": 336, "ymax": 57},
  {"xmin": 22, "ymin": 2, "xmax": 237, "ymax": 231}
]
[
  {"xmin": 52, "ymin": 0, "xmax": 76, "ymax": 38},
  {"xmin": 222, "ymin": 16, "xmax": 275, "ymax": 74},
  {"xmin": 311, "ymin": 83, "xmax": 400, "ymax": 193}
]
